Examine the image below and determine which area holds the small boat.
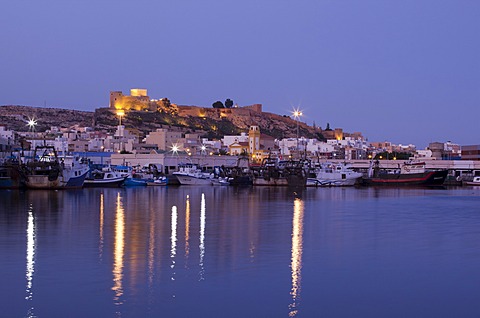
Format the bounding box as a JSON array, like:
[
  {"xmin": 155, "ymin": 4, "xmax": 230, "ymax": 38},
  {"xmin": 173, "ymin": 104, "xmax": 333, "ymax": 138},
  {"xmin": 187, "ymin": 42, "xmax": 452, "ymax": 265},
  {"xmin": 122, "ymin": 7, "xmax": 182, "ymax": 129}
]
[
  {"xmin": 362, "ymin": 160, "xmax": 448, "ymax": 186},
  {"xmin": 463, "ymin": 176, "xmax": 480, "ymax": 186},
  {"xmin": 124, "ymin": 177, "xmax": 148, "ymax": 186},
  {"xmin": 173, "ymin": 163, "xmax": 213, "ymax": 185},
  {"xmin": 23, "ymin": 146, "xmax": 89, "ymax": 189},
  {"xmin": 146, "ymin": 176, "xmax": 168, "ymax": 186},
  {"xmin": 307, "ymin": 162, "xmax": 363, "ymax": 187},
  {"xmin": 211, "ymin": 177, "xmax": 230, "ymax": 186},
  {"xmin": 84, "ymin": 168, "xmax": 127, "ymax": 187}
]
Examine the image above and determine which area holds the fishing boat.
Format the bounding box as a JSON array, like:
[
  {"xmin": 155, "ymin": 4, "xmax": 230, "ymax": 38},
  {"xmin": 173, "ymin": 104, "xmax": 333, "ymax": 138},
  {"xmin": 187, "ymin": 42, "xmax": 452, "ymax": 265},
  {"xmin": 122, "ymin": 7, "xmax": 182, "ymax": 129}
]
[
  {"xmin": 362, "ymin": 160, "xmax": 448, "ymax": 186},
  {"xmin": 0, "ymin": 159, "xmax": 25, "ymax": 189},
  {"xmin": 23, "ymin": 146, "xmax": 89, "ymax": 189},
  {"xmin": 251, "ymin": 158, "xmax": 288, "ymax": 186},
  {"xmin": 124, "ymin": 177, "xmax": 148, "ymax": 186},
  {"xmin": 251, "ymin": 158, "xmax": 307, "ymax": 187},
  {"xmin": 173, "ymin": 163, "xmax": 214, "ymax": 185},
  {"xmin": 223, "ymin": 157, "xmax": 253, "ymax": 186},
  {"xmin": 84, "ymin": 167, "xmax": 127, "ymax": 187},
  {"xmin": 307, "ymin": 162, "xmax": 362, "ymax": 187}
]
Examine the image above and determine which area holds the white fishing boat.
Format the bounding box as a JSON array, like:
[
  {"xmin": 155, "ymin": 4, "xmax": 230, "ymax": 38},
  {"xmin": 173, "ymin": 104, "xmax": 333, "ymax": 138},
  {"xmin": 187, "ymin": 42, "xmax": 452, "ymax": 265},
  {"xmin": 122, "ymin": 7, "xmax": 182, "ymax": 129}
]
[
  {"xmin": 307, "ymin": 162, "xmax": 362, "ymax": 187},
  {"xmin": 84, "ymin": 166, "xmax": 127, "ymax": 187},
  {"xmin": 173, "ymin": 163, "xmax": 213, "ymax": 185}
]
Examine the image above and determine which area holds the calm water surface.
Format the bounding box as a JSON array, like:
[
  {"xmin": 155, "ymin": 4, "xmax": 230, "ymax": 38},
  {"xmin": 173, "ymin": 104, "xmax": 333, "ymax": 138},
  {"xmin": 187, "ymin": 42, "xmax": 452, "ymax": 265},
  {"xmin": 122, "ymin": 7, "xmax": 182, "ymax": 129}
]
[{"xmin": 1, "ymin": 186, "xmax": 480, "ymax": 318}]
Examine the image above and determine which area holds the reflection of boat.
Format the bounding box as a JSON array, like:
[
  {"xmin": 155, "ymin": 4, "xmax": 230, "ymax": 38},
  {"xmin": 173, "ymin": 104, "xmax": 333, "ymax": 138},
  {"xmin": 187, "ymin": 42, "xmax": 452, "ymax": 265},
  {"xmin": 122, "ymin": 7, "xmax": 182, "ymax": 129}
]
[
  {"xmin": 363, "ymin": 160, "xmax": 448, "ymax": 186},
  {"xmin": 173, "ymin": 163, "xmax": 213, "ymax": 185},
  {"xmin": 307, "ymin": 162, "xmax": 362, "ymax": 187},
  {"xmin": 23, "ymin": 146, "xmax": 89, "ymax": 189},
  {"xmin": 463, "ymin": 176, "xmax": 480, "ymax": 186},
  {"xmin": 84, "ymin": 168, "xmax": 127, "ymax": 187}
]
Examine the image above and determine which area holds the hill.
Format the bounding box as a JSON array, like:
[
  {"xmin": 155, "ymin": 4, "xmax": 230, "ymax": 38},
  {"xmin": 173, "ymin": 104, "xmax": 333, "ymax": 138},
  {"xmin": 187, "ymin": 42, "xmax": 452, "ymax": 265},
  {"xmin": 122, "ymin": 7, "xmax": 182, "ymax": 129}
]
[{"xmin": 0, "ymin": 105, "xmax": 325, "ymax": 140}]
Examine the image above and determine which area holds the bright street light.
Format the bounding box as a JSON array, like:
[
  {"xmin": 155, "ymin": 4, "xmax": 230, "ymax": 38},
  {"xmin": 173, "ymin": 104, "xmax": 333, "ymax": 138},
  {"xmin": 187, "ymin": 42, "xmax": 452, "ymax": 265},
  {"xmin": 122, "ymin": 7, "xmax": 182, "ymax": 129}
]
[
  {"xmin": 291, "ymin": 108, "xmax": 303, "ymax": 153},
  {"xmin": 27, "ymin": 117, "xmax": 37, "ymax": 132}
]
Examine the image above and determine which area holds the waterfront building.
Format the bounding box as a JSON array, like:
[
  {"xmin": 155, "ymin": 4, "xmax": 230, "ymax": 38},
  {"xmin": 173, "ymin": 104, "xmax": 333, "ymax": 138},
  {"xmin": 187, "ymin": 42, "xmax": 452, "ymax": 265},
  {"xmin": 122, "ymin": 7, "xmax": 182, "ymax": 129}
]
[
  {"xmin": 461, "ymin": 145, "xmax": 480, "ymax": 161},
  {"xmin": 145, "ymin": 128, "xmax": 183, "ymax": 151},
  {"xmin": 0, "ymin": 126, "xmax": 14, "ymax": 151},
  {"xmin": 428, "ymin": 141, "xmax": 461, "ymax": 160},
  {"xmin": 229, "ymin": 142, "xmax": 249, "ymax": 155},
  {"xmin": 222, "ymin": 132, "xmax": 249, "ymax": 148}
]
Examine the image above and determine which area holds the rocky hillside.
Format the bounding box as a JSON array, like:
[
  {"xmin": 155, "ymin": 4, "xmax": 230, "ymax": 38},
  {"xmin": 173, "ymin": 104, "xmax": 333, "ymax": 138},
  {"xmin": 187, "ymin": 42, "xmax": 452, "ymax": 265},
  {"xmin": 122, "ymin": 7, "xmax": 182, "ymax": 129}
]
[{"xmin": 0, "ymin": 105, "xmax": 324, "ymax": 140}]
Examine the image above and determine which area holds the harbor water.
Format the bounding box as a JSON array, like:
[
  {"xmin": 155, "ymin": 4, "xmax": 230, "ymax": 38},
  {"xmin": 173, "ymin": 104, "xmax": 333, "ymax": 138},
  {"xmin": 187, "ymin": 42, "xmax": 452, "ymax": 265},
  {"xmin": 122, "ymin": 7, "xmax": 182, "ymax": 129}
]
[{"xmin": 1, "ymin": 186, "xmax": 480, "ymax": 317}]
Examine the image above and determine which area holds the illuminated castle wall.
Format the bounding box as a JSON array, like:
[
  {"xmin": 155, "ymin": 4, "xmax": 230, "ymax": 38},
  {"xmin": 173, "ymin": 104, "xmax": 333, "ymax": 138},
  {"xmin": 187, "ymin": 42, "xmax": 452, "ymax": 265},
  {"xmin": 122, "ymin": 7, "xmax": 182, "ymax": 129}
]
[{"xmin": 110, "ymin": 89, "xmax": 154, "ymax": 111}]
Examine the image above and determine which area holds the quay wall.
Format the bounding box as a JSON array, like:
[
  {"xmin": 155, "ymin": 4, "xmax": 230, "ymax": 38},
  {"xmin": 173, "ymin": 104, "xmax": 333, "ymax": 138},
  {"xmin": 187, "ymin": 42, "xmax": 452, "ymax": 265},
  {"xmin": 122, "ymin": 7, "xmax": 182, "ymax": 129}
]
[{"xmin": 110, "ymin": 153, "xmax": 240, "ymax": 173}]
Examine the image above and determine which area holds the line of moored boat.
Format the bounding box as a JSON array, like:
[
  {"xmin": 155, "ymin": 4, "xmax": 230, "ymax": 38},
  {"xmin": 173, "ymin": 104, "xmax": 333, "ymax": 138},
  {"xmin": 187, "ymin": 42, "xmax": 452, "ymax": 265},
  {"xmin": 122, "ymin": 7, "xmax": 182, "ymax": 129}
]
[{"xmin": 2, "ymin": 146, "xmax": 475, "ymax": 190}]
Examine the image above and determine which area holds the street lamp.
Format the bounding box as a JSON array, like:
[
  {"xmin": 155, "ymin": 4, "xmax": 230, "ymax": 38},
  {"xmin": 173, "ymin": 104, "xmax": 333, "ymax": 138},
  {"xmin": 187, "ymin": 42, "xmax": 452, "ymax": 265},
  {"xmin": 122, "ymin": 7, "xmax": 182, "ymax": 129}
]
[
  {"xmin": 291, "ymin": 108, "xmax": 303, "ymax": 153},
  {"xmin": 116, "ymin": 110, "xmax": 125, "ymax": 126},
  {"xmin": 170, "ymin": 143, "xmax": 179, "ymax": 156},
  {"xmin": 27, "ymin": 117, "xmax": 37, "ymax": 132}
]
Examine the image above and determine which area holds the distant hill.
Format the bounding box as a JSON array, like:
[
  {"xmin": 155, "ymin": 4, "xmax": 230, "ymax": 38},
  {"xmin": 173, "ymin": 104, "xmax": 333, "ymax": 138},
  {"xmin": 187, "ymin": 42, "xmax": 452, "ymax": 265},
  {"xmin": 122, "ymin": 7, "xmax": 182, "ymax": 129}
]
[{"xmin": 0, "ymin": 105, "xmax": 324, "ymax": 140}]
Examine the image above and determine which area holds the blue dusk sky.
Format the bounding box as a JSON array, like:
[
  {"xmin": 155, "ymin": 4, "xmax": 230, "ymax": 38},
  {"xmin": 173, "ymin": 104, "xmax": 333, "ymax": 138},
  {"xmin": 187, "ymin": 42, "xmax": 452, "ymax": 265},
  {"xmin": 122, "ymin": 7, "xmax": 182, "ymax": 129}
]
[{"xmin": 1, "ymin": 1, "xmax": 479, "ymax": 148}]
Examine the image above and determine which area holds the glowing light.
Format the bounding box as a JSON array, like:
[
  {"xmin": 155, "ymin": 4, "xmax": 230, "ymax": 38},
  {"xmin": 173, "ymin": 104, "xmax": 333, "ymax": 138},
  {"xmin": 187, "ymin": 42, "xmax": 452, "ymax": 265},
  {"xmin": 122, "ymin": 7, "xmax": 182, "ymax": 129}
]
[
  {"xmin": 170, "ymin": 143, "xmax": 179, "ymax": 155},
  {"xmin": 26, "ymin": 117, "xmax": 37, "ymax": 132},
  {"xmin": 116, "ymin": 110, "xmax": 125, "ymax": 125},
  {"xmin": 199, "ymin": 193, "xmax": 206, "ymax": 281},
  {"xmin": 185, "ymin": 195, "xmax": 191, "ymax": 259},
  {"xmin": 99, "ymin": 193, "xmax": 104, "ymax": 259},
  {"xmin": 148, "ymin": 205, "xmax": 156, "ymax": 286},
  {"xmin": 25, "ymin": 203, "xmax": 36, "ymax": 318},
  {"xmin": 171, "ymin": 206, "xmax": 178, "ymax": 281},
  {"xmin": 289, "ymin": 198, "xmax": 304, "ymax": 317},
  {"xmin": 112, "ymin": 193, "xmax": 125, "ymax": 305},
  {"xmin": 291, "ymin": 107, "xmax": 303, "ymax": 121}
]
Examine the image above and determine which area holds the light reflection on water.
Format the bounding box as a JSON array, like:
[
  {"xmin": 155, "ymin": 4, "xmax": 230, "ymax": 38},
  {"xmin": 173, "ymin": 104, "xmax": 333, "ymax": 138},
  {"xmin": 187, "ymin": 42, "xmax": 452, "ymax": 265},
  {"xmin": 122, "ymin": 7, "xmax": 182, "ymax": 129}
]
[
  {"xmin": 0, "ymin": 186, "xmax": 480, "ymax": 317},
  {"xmin": 289, "ymin": 197, "xmax": 304, "ymax": 317},
  {"xmin": 112, "ymin": 192, "xmax": 125, "ymax": 307},
  {"xmin": 25, "ymin": 204, "xmax": 36, "ymax": 318}
]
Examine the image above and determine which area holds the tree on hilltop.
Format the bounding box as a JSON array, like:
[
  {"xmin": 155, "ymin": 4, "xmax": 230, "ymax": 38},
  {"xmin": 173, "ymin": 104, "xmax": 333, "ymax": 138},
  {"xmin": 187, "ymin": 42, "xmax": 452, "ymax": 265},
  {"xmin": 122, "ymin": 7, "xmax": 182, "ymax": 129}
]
[
  {"xmin": 225, "ymin": 98, "xmax": 233, "ymax": 108},
  {"xmin": 212, "ymin": 101, "xmax": 224, "ymax": 108}
]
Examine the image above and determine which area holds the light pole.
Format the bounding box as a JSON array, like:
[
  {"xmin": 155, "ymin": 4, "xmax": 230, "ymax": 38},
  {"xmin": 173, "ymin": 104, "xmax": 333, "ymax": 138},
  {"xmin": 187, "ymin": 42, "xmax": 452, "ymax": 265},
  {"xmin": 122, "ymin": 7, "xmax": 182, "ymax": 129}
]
[
  {"xmin": 292, "ymin": 108, "xmax": 303, "ymax": 153},
  {"xmin": 116, "ymin": 110, "xmax": 125, "ymax": 126}
]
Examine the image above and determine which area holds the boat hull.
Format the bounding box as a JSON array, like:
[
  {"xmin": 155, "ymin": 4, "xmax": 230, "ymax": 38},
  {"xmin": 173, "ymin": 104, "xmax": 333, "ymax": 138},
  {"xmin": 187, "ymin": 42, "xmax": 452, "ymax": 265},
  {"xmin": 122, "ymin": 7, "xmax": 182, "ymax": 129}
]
[
  {"xmin": 253, "ymin": 177, "xmax": 289, "ymax": 186},
  {"xmin": 363, "ymin": 170, "xmax": 448, "ymax": 186},
  {"xmin": 307, "ymin": 177, "xmax": 359, "ymax": 187},
  {"xmin": 124, "ymin": 178, "xmax": 148, "ymax": 186},
  {"xmin": 175, "ymin": 175, "xmax": 213, "ymax": 185},
  {"xmin": 84, "ymin": 176, "xmax": 126, "ymax": 187}
]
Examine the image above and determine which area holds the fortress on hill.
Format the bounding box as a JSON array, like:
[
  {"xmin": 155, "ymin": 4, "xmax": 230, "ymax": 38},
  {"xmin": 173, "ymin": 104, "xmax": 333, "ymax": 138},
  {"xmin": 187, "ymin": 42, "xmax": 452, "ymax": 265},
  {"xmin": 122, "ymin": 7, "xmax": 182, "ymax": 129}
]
[
  {"xmin": 109, "ymin": 88, "xmax": 263, "ymax": 116},
  {"xmin": 108, "ymin": 88, "xmax": 355, "ymax": 141}
]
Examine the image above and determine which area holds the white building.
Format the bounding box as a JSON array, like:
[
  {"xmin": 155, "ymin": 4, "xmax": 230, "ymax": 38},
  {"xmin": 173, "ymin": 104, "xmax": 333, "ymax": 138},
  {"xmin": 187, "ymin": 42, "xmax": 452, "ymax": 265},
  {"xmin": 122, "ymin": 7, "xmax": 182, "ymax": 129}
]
[{"xmin": 222, "ymin": 132, "xmax": 249, "ymax": 148}]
